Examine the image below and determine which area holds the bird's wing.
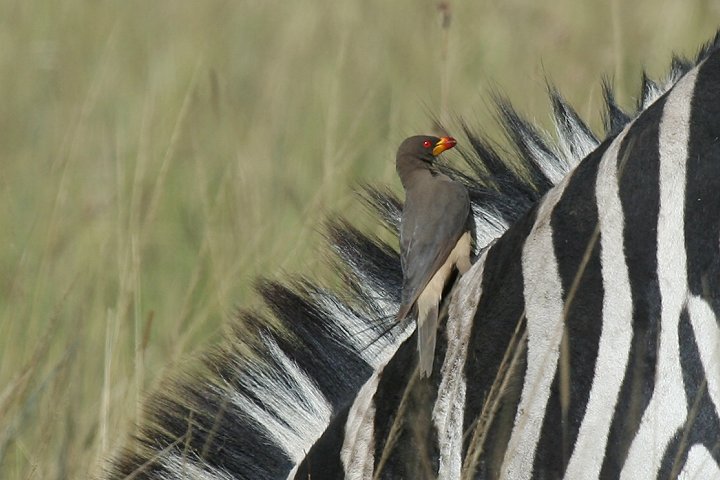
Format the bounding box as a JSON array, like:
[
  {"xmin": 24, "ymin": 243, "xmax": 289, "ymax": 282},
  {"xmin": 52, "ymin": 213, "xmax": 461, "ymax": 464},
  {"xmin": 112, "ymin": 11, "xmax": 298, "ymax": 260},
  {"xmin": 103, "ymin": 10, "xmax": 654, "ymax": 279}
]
[{"xmin": 397, "ymin": 177, "xmax": 470, "ymax": 320}]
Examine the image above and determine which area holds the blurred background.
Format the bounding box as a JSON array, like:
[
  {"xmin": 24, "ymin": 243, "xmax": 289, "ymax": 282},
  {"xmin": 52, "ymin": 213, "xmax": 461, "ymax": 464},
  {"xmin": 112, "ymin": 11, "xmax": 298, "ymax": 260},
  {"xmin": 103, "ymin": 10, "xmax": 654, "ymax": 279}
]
[{"xmin": 0, "ymin": 1, "xmax": 717, "ymax": 477}]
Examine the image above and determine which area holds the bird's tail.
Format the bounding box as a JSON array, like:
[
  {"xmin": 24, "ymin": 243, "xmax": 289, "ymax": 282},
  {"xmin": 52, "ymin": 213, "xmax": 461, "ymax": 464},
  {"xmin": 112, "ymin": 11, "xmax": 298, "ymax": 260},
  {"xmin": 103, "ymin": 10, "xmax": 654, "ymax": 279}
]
[{"xmin": 417, "ymin": 303, "xmax": 439, "ymax": 378}]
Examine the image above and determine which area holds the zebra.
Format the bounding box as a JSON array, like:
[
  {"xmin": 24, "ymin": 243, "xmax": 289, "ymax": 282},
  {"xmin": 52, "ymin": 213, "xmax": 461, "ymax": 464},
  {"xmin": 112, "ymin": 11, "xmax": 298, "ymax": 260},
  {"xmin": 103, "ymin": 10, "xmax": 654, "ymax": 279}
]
[{"xmin": 107, "ymin": 32, "xmax": 720, "ymax": 479}]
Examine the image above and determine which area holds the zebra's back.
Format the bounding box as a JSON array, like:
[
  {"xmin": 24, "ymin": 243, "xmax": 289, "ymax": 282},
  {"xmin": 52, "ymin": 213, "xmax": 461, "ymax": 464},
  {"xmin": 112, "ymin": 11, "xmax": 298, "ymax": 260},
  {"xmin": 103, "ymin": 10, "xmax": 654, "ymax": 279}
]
[{"xmin": 107, "ymin": 33, "xmax": 720, "ymax": 480}]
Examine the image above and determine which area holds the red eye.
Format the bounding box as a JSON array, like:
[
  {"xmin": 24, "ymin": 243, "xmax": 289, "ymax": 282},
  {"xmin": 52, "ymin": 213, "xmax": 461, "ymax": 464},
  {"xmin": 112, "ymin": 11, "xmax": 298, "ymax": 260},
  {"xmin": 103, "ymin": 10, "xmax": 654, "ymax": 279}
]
[{"xmin": 423, "ymin": 140, "xmax": 432, "ymax": 148}]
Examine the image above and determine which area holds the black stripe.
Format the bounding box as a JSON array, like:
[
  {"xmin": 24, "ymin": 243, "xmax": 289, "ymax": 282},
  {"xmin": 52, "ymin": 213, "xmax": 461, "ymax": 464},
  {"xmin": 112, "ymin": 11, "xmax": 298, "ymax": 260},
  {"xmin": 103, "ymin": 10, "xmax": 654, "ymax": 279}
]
[
  {"xmin": 533, "ymin": 138, "xmax": 608, "ymax": 476},
  {"xmin": 294, "ymin": 407, "xmax": 350, "ymax": 479},
  {"xmin": 657, "ymin": 308, "xmax": 720, "ymax": 479},
  {"xmin": 685, "ymin": 49, "xmax": 720, "ymax": 314},
  {"xmin": 599, "ymin": 88, "xmax": 668, "ymax": 477},
  {"xmin": 297, "ymin": 307, "xmax": 450, "ymax": 479},
  {"xmin": 158, "ymin": 368, "xmax": 293, "ymax": 480},
  {"xmin": 461, "ymin": 206, "xmax": 538, "ymax": 478},
  {"xmin": 371, "ymin": 330, "xmax": 442, "ymax": 479},
  {"xmin": 258, "ymin": 281, "xmax": 374, "ymax": 407}
]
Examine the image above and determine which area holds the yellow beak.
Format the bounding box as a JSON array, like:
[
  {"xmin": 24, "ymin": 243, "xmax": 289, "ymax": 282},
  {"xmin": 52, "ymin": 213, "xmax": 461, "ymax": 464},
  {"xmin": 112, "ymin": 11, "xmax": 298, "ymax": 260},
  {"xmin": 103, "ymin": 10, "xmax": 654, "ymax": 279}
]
[{"xmin": 432, "ymin": 136, "xmax": 457, "ymax": 156}]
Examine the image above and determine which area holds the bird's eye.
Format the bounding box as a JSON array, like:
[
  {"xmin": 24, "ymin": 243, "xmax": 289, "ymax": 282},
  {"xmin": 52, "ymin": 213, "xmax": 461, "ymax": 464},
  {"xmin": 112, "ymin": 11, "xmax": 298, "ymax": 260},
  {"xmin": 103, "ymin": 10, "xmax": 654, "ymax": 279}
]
[{"xmin": 422, "ymin": 140, "xmax": 432, "ymax": 148}]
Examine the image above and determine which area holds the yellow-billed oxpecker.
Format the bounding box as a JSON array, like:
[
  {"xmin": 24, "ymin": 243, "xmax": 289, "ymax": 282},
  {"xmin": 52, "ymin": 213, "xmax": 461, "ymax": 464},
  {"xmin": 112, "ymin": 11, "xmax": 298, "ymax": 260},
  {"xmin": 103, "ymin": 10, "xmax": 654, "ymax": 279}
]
[{"xmin": 396, "ymin": 135, "xmax": 473, "ymax": 378}]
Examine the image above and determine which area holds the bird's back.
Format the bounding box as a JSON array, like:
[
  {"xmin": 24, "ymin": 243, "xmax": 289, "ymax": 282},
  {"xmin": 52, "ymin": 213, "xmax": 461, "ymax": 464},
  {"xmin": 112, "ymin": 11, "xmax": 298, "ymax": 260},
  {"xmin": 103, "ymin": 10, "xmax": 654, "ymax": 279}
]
[{"xmin": 398, "ymin": 174, "xmax": 471, "ymax": 318}]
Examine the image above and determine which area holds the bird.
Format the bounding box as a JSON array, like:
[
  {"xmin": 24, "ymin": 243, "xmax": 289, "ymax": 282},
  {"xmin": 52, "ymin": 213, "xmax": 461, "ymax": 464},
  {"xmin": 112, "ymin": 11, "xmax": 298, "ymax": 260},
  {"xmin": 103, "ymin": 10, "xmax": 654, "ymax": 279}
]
[{"xmin": 395, "ymin": 135, "xmax": 474, "ymax": 378}]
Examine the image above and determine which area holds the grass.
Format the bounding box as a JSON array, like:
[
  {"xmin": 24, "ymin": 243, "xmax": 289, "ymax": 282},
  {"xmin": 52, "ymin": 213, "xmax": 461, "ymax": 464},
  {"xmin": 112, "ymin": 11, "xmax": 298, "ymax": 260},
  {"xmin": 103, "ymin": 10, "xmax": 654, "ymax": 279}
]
[{"xmin": 0, "ymin": 0, "xmax": 717, "ymax": 478}]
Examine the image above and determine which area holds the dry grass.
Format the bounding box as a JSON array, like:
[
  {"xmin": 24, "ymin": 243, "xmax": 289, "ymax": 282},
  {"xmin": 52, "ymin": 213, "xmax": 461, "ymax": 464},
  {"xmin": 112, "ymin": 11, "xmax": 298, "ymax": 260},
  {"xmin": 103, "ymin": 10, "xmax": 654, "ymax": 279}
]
[{"xmin": 0, "ymin": 1, "xmax": 717, "ymax": 478}]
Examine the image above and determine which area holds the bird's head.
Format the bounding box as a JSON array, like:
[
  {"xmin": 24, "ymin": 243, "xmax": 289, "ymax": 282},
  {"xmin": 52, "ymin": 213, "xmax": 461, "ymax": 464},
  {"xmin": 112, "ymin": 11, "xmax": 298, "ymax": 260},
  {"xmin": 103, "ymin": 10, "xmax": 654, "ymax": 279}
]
[{"xmin": 396, "ymin": 135, "xmax": 457, "ymax": 164}]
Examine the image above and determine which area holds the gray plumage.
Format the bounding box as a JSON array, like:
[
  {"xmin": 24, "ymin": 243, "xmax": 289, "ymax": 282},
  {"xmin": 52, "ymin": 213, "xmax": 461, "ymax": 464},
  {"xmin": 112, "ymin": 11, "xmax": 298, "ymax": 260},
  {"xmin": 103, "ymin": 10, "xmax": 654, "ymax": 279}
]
[{"xmin": 396, "ymin": 135, "xmax": 473, "ymax": 377}]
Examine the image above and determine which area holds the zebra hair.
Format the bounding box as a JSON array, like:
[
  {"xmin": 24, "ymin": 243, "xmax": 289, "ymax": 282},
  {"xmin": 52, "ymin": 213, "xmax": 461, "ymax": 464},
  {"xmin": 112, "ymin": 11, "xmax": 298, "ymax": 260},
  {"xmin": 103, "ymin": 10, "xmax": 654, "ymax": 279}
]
[{"xmin": 106, "ymin": 31, "xmax": 720, "ymax": 479}]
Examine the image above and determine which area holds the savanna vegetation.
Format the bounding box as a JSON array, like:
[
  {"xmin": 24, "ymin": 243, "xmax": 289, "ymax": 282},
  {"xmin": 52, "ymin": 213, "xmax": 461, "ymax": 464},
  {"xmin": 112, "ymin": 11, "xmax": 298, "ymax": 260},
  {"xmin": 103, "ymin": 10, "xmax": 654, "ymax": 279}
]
[{"xmin": 0, "ymin": 1, "xmax": 717, "ymax": 478}]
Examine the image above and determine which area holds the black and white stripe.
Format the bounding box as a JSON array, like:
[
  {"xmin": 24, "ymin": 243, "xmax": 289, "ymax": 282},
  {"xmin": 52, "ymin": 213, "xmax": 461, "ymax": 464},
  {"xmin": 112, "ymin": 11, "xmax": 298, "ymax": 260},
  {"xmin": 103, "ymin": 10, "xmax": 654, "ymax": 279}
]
[{"xmin": 107, "ymin": 33, "xmax": 720, "ymax": 479}]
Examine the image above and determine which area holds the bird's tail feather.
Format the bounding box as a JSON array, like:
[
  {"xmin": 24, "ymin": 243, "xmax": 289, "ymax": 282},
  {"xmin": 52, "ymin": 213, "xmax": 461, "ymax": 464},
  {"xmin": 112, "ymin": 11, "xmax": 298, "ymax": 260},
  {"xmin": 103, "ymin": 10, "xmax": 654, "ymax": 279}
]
[{"xmin": 417, "ymin": 303, "xmax": 439, "ymax": 378}]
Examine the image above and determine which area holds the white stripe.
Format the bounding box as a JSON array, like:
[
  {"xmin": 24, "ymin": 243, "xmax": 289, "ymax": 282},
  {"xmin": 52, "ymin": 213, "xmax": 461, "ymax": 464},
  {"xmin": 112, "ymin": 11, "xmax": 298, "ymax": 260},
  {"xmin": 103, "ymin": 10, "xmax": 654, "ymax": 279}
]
[
  {"xmin": 225, "ymin": 338, "xmax": 332, "ymax": 464},
  {"xmin": 564, "ymin": 122, "xmax": 634, "ymax": 478},
  {"xmin": 433, "ymin": 250, "xmax": 488, "ymax": 479},
  {"xmin": 620, "ymin": 64, "xmax": 699, "ymax": 480},
  {"xmin": 687, "ymin": 296, "xmax": 720, "ymax": 424},
  {"xmin": 529, "ymin": 136, "xmax": 571, "ymax": 185},
  {"xmin": 163, "ymin": 454, "xmax": 235, "ymax": 480},
  {"xmin": 313, "ymin": 290, "xmax": 415, "ymax": 369},
  {"xmin": 553, "ymin": 109, "xmax": 599, "ymax": 170},
  {"xmin": 500, "ymin": 171, "xmax": 572, "ymax": 479},
  {"xmin": 678, "ymin": 444, "xmax": 720, "ymax": 480},
  {"xmin": 472, "ymin": 205, "xmax": 509, "ymax": 251},
  {"xmin": 285, "ymin": 464, "xmax": 299, "ymax": 480},
  {"xmin": 341, "ymin": 369, "xmax": 381, "ymax": 480}
]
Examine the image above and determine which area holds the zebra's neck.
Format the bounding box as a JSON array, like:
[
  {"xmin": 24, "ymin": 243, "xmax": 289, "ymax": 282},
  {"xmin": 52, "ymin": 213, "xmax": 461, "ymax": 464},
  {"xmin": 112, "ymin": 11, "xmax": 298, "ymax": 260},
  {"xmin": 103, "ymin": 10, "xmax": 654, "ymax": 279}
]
[
  {"xmin": 296, "ymin": 38, "xmax": 720, "ymax": 480},
  {"xmin": 106, "ymin": 32, "xmax": 720, "ymax": 480}
]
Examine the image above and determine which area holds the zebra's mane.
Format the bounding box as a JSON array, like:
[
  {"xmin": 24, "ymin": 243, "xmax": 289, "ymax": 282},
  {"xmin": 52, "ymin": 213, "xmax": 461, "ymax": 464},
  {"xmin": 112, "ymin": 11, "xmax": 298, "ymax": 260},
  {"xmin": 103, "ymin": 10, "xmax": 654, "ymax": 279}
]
[{"xmin": 107, "ymin": 32, "xmax": 720, "ymax": 480}]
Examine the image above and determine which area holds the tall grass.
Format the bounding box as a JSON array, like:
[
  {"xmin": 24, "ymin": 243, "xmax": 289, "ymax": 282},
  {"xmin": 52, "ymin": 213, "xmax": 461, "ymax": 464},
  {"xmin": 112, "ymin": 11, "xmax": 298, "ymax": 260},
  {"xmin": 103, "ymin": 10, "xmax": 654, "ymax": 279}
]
[{"xmin": 0, "ymin": 1, "xmax": 716, "ymax": 478}]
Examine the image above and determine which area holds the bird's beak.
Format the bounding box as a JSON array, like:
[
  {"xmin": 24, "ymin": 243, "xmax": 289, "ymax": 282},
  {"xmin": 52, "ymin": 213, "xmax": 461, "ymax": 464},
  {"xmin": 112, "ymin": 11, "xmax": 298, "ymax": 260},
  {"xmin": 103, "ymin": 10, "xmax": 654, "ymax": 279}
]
[{"xmin": 432, "ymin": 136, "xmax": 457, "ymax": 156}]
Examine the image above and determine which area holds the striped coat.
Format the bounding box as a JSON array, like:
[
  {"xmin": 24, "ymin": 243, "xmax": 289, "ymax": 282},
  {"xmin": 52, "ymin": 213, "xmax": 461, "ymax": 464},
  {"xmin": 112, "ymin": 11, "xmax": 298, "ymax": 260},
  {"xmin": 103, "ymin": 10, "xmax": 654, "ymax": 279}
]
[{"xmin": 108, "ymin": 33, "xmax": 720, "ymax": 479}]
